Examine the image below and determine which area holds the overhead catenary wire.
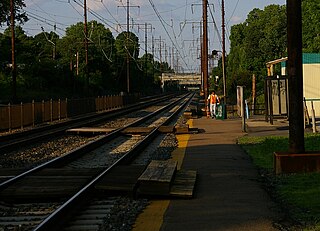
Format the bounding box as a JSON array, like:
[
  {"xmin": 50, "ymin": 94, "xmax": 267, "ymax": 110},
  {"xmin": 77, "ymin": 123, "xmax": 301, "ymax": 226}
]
[
  {"xmin": 25, "ymin": 13, "xmax": 66, "ymax": 36},
  {"xmin": 21, "ymin": 0, "xmax": 200, "ymax": 73},
  {"xmin": 25, "ymin": 10, "xmax": 69, "ymax": 27},
  {"xmin": 216, "ymin": 0, "xmax": 230, "ymax": 47},
  {"xmin": 208, "ymin": 2, "xmax": 222, "ymax": 48},
  {"xmin": 148, "ymin": 0, "xmax": 190, "ymax": 72}
]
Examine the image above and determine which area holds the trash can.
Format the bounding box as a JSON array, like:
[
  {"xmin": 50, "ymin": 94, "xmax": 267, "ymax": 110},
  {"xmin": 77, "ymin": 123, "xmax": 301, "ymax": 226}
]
[{"xmin": 216, "ymin": 103, "xmax": 226, "ymax": 120}]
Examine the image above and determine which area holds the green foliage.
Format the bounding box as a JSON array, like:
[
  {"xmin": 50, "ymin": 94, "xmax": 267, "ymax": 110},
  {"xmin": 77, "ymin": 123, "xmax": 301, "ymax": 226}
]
[
  {"xmin": 115, "ymin": 32, "xmax": 139, "ymax": 60},
  {"xmin": 0, "ymin": 20, "xmax": 167, "ymax": 101},
  {"xmin": 224, "ymin": 4, "xmax": 287, "ymax": 104},
  {"xmin": 302, "ymin": 0, "xmax": 320, "ymax": 52},
  {"xmin": 278, "ymin": 173, "xmax": 320, "ymax": 226},
  {"xmin": 238, "ymin": 134, "xmax": 320, "ymax": 228},
  {"xmin": 0, "ymin": 0, "xmax": 28, "ymax": 26},
  {"xmin": 224, "ymin": 2, "xmax": 320, "ymax": 105},
  {"xmin": 238, "ymin": 135, "xmax": 288, "ymax": 169}
]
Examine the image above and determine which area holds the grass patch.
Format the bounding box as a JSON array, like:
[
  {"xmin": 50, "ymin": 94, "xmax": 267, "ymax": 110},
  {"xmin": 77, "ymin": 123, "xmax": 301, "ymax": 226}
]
[{"xmin": 238, "ymin": 134, "xmax": 320, "ymax": 230}]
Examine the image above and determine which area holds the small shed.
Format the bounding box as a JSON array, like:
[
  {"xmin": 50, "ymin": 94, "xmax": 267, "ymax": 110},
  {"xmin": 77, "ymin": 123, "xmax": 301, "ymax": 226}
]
[
  {"xmin": 281, "ymin": 53, "xmax": 320, "ymax": 117},
  {"xmin": 301, "ymin": 53, "xmax": 320, "ymax": 118},
  {"xmin": 267, "ymin": 53, "xmax": 320, "ymax": 117}
]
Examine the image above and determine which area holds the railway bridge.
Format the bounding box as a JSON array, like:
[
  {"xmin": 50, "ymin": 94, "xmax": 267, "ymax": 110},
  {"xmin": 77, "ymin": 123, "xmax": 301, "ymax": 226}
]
[{"xmin": 161, "ymin": 73, "xmax": 201, "ymax": 91}]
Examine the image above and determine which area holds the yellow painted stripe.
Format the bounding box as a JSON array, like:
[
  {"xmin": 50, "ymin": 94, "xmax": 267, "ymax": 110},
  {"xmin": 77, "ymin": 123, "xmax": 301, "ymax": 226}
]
[
  {"xmin": 132, "ymin": 200, "xmax": 170, "ymax": 231},
  {"xmin": 132, "ymin": 119, "xmax": 193, "ymax": 231}
]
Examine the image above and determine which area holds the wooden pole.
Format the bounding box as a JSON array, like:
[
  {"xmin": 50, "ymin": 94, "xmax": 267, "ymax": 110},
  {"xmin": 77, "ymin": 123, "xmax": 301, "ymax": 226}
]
[
  {"xmin": 84, "ymin": 0, "xmax": 89, "ymax": 92},
  {"xmin": 10, "ymin": 0, "xmax": 17, "ymax": 101},
  {"xmin": 287, "ymin": 0, "xmax": 305, "ymax": 153},
  {"xmin": 311, "ymin": 101, "xmax": 317, "ymax": 133},
  {"xmin": 126, "ymin": 0, "xmax": 130, "ymax": 93},
  {"xmin": 202, "ymin": 0, "xmax": 208, "ymax": 102},
  {"xmin": 221, "ymin": 0, "xmax": 227, "ymax": 104},
  {"xmin": 252, "ymin": 74, "xmax": 256, "ymax": 115}
]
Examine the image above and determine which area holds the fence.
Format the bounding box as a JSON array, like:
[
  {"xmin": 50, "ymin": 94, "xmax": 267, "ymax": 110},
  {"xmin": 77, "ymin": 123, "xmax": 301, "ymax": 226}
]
[
  {"xmin": 226, "ymin": 103, "xmax": 265, "ymax": 118},
  {"xmin": 0, "ymin": 94, "xmax": 139, "ymax": 132}
]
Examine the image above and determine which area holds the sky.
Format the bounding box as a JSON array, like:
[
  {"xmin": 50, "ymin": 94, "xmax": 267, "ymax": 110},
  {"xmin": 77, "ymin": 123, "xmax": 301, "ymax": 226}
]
[{"xmin": 3, "ymin": 0, "xmax": 286, "ymax": 73}]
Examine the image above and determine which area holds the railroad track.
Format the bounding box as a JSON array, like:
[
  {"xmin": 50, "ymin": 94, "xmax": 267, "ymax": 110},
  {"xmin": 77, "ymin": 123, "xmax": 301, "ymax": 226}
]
[
  {"xmin": 0, "ymin": 94, "xmax": 183, "ymax": 171},
  {"xmin": 0, "ymin": 93, "xmax": 195, "ymax": 231},
  {"xmin": 0, "ymin": 93, "xmax": 178, "ymax": 154}
]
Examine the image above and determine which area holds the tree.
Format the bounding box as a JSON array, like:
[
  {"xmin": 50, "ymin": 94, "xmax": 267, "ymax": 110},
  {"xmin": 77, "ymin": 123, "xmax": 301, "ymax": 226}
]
[
  {"xmin": 226, "ymin": 4, "xmax": 287, "ymax": 103},
  {"xmin": 0, "ymin": 0, "xmax": 28, "ymax": 26},
  {"xmin": 58, "ymin": 21, "xmax": 116, "ymax": 95},
  {"xmin": 302, "ymin": 0, "xmax": 320, "ymax": 52},
  {"xmin": 114, "ymin": 32, "xmax": 140, "ymax": 92}
]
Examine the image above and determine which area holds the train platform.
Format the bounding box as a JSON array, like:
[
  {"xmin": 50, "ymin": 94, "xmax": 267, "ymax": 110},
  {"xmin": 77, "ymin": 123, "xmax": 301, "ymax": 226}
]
[{"xmin": 133, "ymin": 116, "xmax": 288, "ymax": 231}]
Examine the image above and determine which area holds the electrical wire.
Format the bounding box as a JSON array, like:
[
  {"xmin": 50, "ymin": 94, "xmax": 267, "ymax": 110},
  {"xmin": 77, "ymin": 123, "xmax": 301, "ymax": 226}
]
[
  {"xmin": 148, "ymin": 0, "xmax": 190, "ymax": 72},
  {"xmin": 25, "ymin": 10, "xmax": 69, "ymax": 27},
  {"xmin": 25, "ymin": 14, "xmax": 65, "ymax": 36},
  {"xmin": 226, "ymin": 0, "xmax": 239, "ymax": 26}
]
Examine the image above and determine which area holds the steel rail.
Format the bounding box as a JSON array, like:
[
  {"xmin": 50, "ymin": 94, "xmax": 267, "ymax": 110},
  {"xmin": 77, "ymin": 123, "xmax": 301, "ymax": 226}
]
[
  {"xmin": 0, "ymin": 93, "xmax": 190, "ymax": 191},
  {"xmin": 0, "ymin": 94, "xmax": 177, "ymax": 153},
  {"xmin": 33, "ymin": 92, "xmax": 194, "ymax": 231}
]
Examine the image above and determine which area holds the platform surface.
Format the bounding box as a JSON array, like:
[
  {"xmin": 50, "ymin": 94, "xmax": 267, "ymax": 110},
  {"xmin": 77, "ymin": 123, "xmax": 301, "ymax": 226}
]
[{"xmin": 134, "ymin": 116, "xmax": 287, "ymax": 231}]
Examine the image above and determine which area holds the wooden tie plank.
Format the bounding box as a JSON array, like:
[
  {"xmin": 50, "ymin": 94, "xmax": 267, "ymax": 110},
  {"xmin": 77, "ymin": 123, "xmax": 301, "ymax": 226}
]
[
  {"xmin": 33, "ymin": 168, "xmax": 102, "ymax": 176},
  {"xmin": 138, "ymin": 160, "xmax": 177, "ymax": 196},
  {"xmin": 0, "ymin": 168, "xmax": 102, "ymax": 200},
  {"xmin": 66, "ymin": 127, "xmax": 115, "ymax": 134},
  {"xmin": 121, "ymin": 127, "xmax": 155, "ymax": 135},
  {"xmin": 0, "ymin": 168, "xmax": 27, "ymax": 176},
  {"xmin": 170, "ymin": 170, "xmax": 197, "ymax": 198},
  {"xmin": 96, "ymin": 165, "xmax": 146, "ymax": 192},
  {"xmin": 175, "ymin": 124, "xmax": 190, "ymax": 134},
  {"xmin": 138, "ymin": 160, "xmax": 177, "ymax": 182},
  {"xmin": 0, "ymin": 168, "xmax": 27, "ymax": 183},
  {"xmin": 158, "ymin": 126, "xmax": 175, "ymax": 133}
]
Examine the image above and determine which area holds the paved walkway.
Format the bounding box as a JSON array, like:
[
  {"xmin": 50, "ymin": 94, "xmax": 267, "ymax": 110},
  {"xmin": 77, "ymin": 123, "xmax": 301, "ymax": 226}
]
[{"xmin": 133, "ymin": 116, "xmax": 287, "ymax": 231}]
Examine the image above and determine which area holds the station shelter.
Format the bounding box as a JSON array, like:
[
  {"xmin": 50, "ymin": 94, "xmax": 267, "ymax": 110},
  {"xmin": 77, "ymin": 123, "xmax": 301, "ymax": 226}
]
[{"xmin": 265, "ymin": 53, "xmax": 320, "ymax": 123}]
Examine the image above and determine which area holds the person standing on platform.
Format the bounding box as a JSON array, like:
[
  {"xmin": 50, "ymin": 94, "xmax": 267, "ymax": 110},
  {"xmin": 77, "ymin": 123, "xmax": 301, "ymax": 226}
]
[{"xmin": 207, "ymin": 90, "xmax": 220, "ymax": 119}]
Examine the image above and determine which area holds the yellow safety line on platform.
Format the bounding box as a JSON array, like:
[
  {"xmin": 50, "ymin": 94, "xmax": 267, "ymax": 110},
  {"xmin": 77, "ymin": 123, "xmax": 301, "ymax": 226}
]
[{"xmin": 132, "ymin": 119, "xmax": 193, "ymax": 231}]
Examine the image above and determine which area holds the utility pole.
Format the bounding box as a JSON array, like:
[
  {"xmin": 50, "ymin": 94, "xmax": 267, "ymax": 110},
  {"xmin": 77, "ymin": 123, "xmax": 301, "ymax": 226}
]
[
  {"xmin": 287, "ymin": 0, "xmax": 304, "ymax": 153},
  {"xmin": 221, "ymin": 0, "xmax": 227, "ymax": 104},
  {"xmin": 200, "ymin": 22, "xmax": 204, "ymax": 94},
  {"xmin": 41, "ymin": 27, "xmax": 56, "ymax": 60},
  {"xmin": 172, "ymin": 46, "xmax": 175, "ymax": 72},
  {"xmin": 202, "ymin": 0, "xmax": 209, "ymax": 102},
  {"xmin": 190, "ymin": 5, "xmax": 206, "ymax": 95},
  {"xmin": 152, "ymin": 35, "xmax": 155, "ymax": 77},
  {"xmin": 155, "ymin": 36, "xmax": 165, "ymax": 72},
  {"xmin": 159, "ymin": 36, "xmax": 162, "ymax": 72},
  {"xmin": 84, "ymin": 0, "xmax": 89, "ymax": 92},
  {"xmin": 10, "ymin": 0, "xmax": 16, "ymax": 101},
  {"xmin": 126, "ymin": 0, "xmax": 130, "ymax": 93},
  {"xmin": 117, "ymin": 1, "xmax": 139, "ymax": 93},
  {"xmin": 136, "ymin": 23, "xmax": 153, "ymax": 80},
  {"xmin": 184, "ymin": 23, "xmax": 203, "ymax": 87},
  {"xmin": 145, "ymin": 23, "xmax": 148, "ymax": 80}
]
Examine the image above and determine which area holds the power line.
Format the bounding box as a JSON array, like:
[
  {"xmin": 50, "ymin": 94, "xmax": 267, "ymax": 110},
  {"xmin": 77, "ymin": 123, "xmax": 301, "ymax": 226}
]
[
  {"xmin": 25, "ymin": 14, "xmax": 65, "ymax": 36},
  {"xmin": 28, "ymin": 6, "xmax": 82, "ymax": 21},
  {"xmin": 208, "ymin": 2, "xmax": 222, "ymax": 48},
  {"xmin": 227, "ymin": 0, "xmax": 240, "ymax": 26},
  {"xmin": 25, "ymin": 10, "xmax": 69, "ymax": 27},
  {"xmin": 148, "ymin": 0, "xmax": 190, "ymax": 72}
]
